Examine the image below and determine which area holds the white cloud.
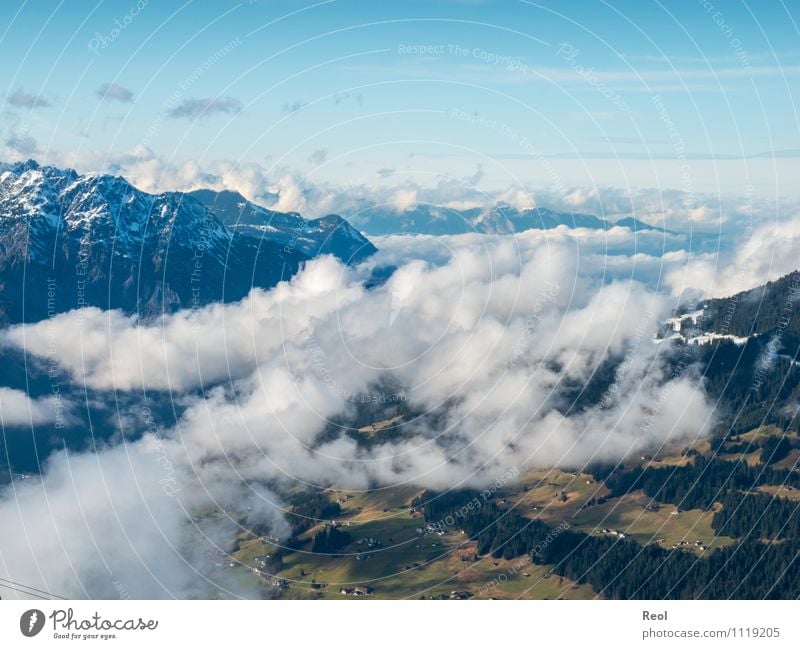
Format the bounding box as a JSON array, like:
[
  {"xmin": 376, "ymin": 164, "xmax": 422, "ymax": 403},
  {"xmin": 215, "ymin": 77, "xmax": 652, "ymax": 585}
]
[
  {"xmin": 0, "ymin": 228, "xmax": 722, "ymax": 597},
  {"xmin": 0, "ymin": 388, "xmax": 69, "ymax": 427},
  {"xmin": 666, "ymin": 213, "xmax": 800, "ymax": 298},
  {"xmin": 389, "ymin": 188, "xmax": 419, "ymax": 212}
]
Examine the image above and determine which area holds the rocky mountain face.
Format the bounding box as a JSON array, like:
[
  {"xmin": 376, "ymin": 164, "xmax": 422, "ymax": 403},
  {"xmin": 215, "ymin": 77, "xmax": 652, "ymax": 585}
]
[
  {"xmin": 0, "ymin": 161, "xmax": 375, "ymax": 324},
  {"xmin": 188, "ymin": 189, "xmax": 377, "ymax": 263}
]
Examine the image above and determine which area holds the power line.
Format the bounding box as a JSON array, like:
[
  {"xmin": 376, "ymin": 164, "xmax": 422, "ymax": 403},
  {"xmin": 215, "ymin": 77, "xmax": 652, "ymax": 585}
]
[
  {"xmin": 0, "ymin": 576, "xmax": 67, "ymax": 600},
  {"xmin": 0, "ymin": 582, "xmax": 53, "ymax": 600}
]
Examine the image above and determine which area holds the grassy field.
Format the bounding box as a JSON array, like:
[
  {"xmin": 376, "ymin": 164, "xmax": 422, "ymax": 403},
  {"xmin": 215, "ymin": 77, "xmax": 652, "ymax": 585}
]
[
  {"xmin": 225, "ymin": 429, "xmax": 792, "ymax": 599},
  {"xmin": 772, "ymin": 449, "xmax": 800, "ymax": 471},
  {"xmin": 227, "ymin": 451, "xmax": 742, "ymax": 598},
  {"xmin": 721, "ymin": 426, "xmax": 799, "ymax": 466},
  {"xmin": 645, "ymin": 440, "xmax": 713, "ymax": 468},
  {"xmin": 757, "ymin": 484, "xmax": 800, "ymax": 501},
  {"xmin": 736, "ymin": 425, "xmax": 794, "ymax": 443},
  {"xmin": 569, "ymin": 491, "xmax": 734, "ymax": 553},
  {"xmin": 232, "ymin": 521, "xmax": 595, "ymax": 599},
  {"xmin": 508, "ymin": 468, "xmax": 610, "ymax": 524},
  {"xmin": 718, "ymin": 449, "xmax": 763, "ymax": 465},
  {"xmin": 230, "ymin": 483, "xmax": 597, "ymax": 600}
]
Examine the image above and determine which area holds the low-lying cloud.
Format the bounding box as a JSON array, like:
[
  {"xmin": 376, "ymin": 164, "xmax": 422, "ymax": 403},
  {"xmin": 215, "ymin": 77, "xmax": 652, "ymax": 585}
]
[
  {"xmin": 666, "ymin": 215, "xmax": 800, "ymax": 298},
  {"xmin": 0, "ymin": 232, "xmax": 717, "ymax": 597},
  {"xmin": 0, "ymin": 387, "xmax": 68, "ymax": 427}
]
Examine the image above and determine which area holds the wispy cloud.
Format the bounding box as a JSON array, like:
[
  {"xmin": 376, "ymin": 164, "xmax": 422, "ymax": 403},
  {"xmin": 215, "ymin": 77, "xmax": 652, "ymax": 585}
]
[
  {"xmin": 4, "ymin": 132, "xmax": 39, "ymax": 156},
  {"xmin": 488, "ymin": 150, "xmax": 800, "ymax": 161},
  {"xmin": 620, "ymin": 51, "xmax": 800, "ymax": 66},
  {"xmin": 566, "ymin": 64, "xmax": 800, "ymax": 82},
  {"xmin": 584, "ymin": 136, "xmax": 672, "ymax": 146},
  {"xmin": 332, "ymin": 90, "xmax": 364, "ymax": 107},
  {"xmin": 7, "ymin": 87, "xmax": 50, "ymax": 109},
  {"xmin": 346, "ymin": 58, "xmax": 800, "ymax": 88},
  {"xmin": 167, "ymin": 97, "xmax": 242, "ymax": 119},
  {"xmin": 281, "ymin": 100, "xmax": 305, "ymax": 114},
  {"xmin": 308, "ymin": 148, "xmax": 328, "ymax": 165},
  {"xmin": 96, "ymin": 82, "xmax": 134, "ymax": 103}
]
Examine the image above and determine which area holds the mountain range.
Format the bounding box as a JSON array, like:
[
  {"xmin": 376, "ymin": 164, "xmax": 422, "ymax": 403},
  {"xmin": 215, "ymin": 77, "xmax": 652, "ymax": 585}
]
[
  {"xmin": 348, "ymin": 202, "xmax": 668, "ymax": 236},
  {"xmin": 0, "ymin": 160, "xmax": 677, "ymax": 326},
  {"xmin": 188, "ymin": 188, "xmax": 376, "ymax": 262},
  {"xmin": 0, "ymin": 160, "xmax": 375, "ymax": 324}
]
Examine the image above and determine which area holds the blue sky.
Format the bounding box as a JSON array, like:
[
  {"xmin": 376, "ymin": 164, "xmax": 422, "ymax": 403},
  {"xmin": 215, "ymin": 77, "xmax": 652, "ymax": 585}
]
[{"xmin": 1, "ymin": 0, "xmax": 799, "ymax": 198}]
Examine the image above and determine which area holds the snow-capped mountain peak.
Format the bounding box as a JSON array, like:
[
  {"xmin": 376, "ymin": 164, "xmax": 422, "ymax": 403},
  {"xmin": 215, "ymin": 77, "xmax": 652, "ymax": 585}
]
[{"xmin": 0, "ymin": 161, "xmax": 376, "ymax": 323}]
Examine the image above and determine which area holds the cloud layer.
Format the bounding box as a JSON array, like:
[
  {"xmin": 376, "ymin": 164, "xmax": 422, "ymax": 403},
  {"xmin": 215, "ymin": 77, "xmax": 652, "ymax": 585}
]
[{"xmin": 0, "ymin": 231, "xmax": 718, "ymax": 597}]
